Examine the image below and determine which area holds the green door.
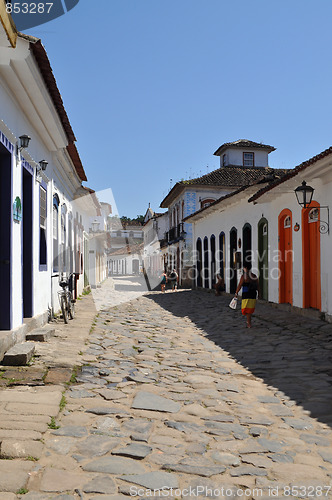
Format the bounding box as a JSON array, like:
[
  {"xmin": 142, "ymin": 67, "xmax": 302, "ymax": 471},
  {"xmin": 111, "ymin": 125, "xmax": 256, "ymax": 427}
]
[{"xmin": 258, "ymin": 219, "xmax": 268, "ymax": 301}]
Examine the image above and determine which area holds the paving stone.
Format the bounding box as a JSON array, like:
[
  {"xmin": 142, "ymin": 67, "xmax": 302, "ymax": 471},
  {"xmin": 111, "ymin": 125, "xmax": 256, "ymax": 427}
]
[
  {"xmin": 119, "ymin": 471, "xmax": 179, "ymax": 489},
  {"xmin": 282, "ymin": 418, "xmax": 313, "ymax": 430},
  {"xmin": 46, "ymin": 437, "xmax": 76, "ymax": 455},
  {"xmin": 83, "ymin": 456, "xmax": 147, "ymax": 474},
  {"xmin": 300, "ymin": 433, "xmax": 330, "ymax": 446},
  {"xmin": 165, "ymin": 421, "xmax": 205, "ymax": 434},
  {"xmin": 1, "ymin": 439, "xmax": 44, "ymax": 459},
  {"xmin": 202, "ymin": 414, "xmax": 235, "ymax": 423},
  {"xmin": 257, "ymin": 438, "xmax": 285, "ymax": 453},
  {"xmin": 241, "ymin": 453, "xmax": 274, "ymax": 468},
  {"xmin": 69, "ymin": 389, "xmax": 96, "ymax": 398},
  {"xmin": 52, "ymin": 426, "xmax": 88, "ymax": 438},
  {"xmin": 98, "ymin": 388, "xmax": 127, "ymax": 400},
  {"xmin": 83, "ymin": 476, "xmax": 117, "ymax": 494},
  {"xmin": 39, "ymin": 468, "xmax": 86, "ymax": 492},
  {"xmin": 239, "ymin": 416, "xmax": 273, "ymax": 426},
  {"xmin": 268, "ymin": 453, "xmax": 294, "ymax": 463},
  {"xmin": 112, "ymin": 442, "xmax": 152, "ymax": 459},
  {"xmin": 230, "ymin": 465, "xmax": 268, "ymax": 476},
  {"xmin": 131, "ymin": 391, "xmax": 181, "ymax": 413},
  {"xmin": 0, "ymin": 459, "xmax": 34, "ymax": 492},
  {"xmin": 86, "ymin": 406, "xmax": 130, "ymax": 417},
  {"xmin": 211, "ymin": 452, "xmax": 241, "ymax": 466},
  {"xmin": 162, "ymin": 462, "xmax": 226, "ymax": 477},
  {"xmin": 2, "ymin": 343, "xmax": 35, "ymax": 366},
  {"xmin": 257, "ymin": 395, "xmax": 281, "ymax": 404},
  {"xmin": 318, "ymin": 449, "xmax": 332, "ymax": 463},
  {"xmin": 75, "ymin": 435, "xmax": 121, "ymax": 457},
  {"xmin": 249, "ymin": 426, "xmax": 268, "ymax": 437},
  {"xmin": 26, "ymin": 328, "xmax": 54, "ymax": 341}
]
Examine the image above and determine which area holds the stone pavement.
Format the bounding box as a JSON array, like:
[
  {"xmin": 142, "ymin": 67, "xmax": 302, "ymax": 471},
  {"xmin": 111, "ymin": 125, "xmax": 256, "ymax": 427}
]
[{"xmin": 1, "ymin": 279, "xmax": 332, "ymax": 499}]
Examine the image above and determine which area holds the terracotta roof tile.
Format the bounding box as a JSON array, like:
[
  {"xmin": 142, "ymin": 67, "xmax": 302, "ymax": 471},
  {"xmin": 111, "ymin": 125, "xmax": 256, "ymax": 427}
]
[
  {"xmin": 214, "ymin": 139, "xmax": 276, "ymax": 156},
  {"xmin": 160, "ymin": 165, "xmax": 288, "ymax": 208}
]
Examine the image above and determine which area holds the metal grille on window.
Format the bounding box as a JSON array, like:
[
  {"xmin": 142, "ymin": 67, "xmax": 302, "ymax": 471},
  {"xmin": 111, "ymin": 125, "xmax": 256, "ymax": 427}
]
[
  {"xmin": 284, "ymin": 216, "xmax": 291, "ymax": 228},
  {"xmin": 309, "ymin": 208, "xmax": 319, "ymax": 223}
]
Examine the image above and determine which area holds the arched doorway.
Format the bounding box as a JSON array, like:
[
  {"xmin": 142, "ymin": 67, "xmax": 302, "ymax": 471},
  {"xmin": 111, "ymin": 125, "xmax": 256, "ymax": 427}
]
[
  {"xmin": 229, "ymin": 227, "xmax": 237, "ymax": 294},
  {"xmin": 210, "ymin": 234, "xmax": 216, "ymax": 289},
  {"xmin": 258, "ymin": 218, "xmax": 269, "ymax": 301},
  {"xmin": 203, "ymin": 237, "xmax": 209, "ymax": 288},
  {"xmin": 196, "ymin": 238, "xmax": 202, "ymax": 287},
  {"xmin": 278, "ymin": 209, "xmax": 293, "ymax": 304},
  {"xmin": 242, "ymin": 223, "xmax": 252, "ymax": 267},
  {"xmin": 302, "ymin": 202, "xmax": 321, "ymax": 310},
  {"xmin": 218, "ymin": 232, "xmax": 225, "ymax": 284}
]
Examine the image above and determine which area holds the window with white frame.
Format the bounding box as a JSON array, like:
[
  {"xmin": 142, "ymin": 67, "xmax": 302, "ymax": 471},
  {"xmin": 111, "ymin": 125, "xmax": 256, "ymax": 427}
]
[{"xmin": 243, "ymin": 152, "xmax": 254, "ymax": 167}]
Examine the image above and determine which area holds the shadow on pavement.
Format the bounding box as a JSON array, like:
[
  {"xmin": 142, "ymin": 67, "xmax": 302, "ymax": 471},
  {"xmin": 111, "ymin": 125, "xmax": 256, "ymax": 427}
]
[{"xmin": 145, "ymin": 289, "xmax": 332, "ymax": 428}]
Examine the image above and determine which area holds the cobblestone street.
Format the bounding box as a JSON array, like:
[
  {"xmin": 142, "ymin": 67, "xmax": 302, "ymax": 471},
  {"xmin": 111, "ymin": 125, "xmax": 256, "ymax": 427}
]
[{"xmin": 2, "ymin": 278, "xmax": 332, "ymax": 499}]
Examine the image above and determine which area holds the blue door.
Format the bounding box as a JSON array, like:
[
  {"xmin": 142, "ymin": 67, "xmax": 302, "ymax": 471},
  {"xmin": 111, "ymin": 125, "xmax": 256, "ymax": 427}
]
[
  {"xmin": 22, "ymin": 167, "xmax": 33, "ymax": 318},
  {"xmin": 0, "ymin": 144, "xmax": 12, "ymax": 329}
]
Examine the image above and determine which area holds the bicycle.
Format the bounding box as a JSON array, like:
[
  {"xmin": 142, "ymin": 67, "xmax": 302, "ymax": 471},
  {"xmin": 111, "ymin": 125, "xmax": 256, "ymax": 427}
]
[{"xmin": 58, "ymin": 273, "xmax": 76, "ymax": 324}]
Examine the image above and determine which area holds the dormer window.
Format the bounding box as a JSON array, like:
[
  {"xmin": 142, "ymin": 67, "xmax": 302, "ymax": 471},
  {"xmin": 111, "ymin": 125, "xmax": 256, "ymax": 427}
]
[
  {"xmin": 243, "ymin": 152, "xmax": 254, "ymax": 167},
  {"xmin": 222, "ymin": 154, "xmax": 226, "ymax": 166},
  {"xmin": 201, "ymin": 198, "xmax": 215, "ymax": 209}
]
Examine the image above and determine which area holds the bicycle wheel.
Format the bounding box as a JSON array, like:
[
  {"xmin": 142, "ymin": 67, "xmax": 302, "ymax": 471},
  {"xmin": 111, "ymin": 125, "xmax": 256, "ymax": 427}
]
[
  {"xmin": 60, "ymin": 295, "xmax": 68, "ymax": 324},
  {"xmin": 69, "ymin": 294, "xmax": 75, "ymax": 320}
]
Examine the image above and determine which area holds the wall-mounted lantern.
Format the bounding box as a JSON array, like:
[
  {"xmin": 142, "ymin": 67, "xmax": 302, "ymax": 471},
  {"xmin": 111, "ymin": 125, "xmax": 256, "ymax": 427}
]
[
  {"xmin": 294, "ymin": 181, "xmax": 314, "ymax": 208},
  {"xmin": 294, "ymin": 180, "xmax": 329, "ymax": 234}
]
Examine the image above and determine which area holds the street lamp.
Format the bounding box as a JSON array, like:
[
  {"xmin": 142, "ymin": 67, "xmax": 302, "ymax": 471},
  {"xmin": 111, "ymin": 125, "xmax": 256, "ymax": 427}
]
[
  {"xmin": 294, "ymin": 181, "xmax": 314, "ymax": 208},
  {"xmin": 16, "ymin": 134, "xmax": 31, "ymax": 155}
]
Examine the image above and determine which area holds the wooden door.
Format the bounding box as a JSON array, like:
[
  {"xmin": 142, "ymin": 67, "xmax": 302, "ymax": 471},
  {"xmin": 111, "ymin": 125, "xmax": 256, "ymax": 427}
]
[
  {"xmin": 278, "ymin": 209, "xmax": 293, "ymax": 304},
  {"xmin": 302, "ymin": 202, "xmax": 321, "ymax": 310}
]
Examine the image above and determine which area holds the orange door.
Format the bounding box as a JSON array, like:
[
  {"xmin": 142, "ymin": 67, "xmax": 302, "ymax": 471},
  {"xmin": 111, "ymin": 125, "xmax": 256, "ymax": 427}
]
[
  {"xmin": 302, "ymin": 202, "xmax": 321, "ymax": 310},
  {"xmin": 278, "ymin": 209, "xmax": 293, "ymax": 304}
]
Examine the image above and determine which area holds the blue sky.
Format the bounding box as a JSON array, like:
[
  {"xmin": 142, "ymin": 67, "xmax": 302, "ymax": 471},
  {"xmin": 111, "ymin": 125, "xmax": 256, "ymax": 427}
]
[{"xmin": 26, "ymin": 0, "xmax": 332, "ymax": 218}]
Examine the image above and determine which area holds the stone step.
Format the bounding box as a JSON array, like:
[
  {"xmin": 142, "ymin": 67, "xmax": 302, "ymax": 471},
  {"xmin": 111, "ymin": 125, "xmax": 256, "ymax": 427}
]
[
  {"xmin": 2, "ymin": 343, "xmax": 35, "ymax": 366},
  {"xmin": 26, "ymin": 327, "xmax": 55, "ymax": 342}
]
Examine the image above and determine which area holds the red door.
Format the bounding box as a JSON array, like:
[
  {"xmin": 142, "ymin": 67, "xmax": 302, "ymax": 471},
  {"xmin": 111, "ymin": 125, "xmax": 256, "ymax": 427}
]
[
  {"xmin": 279, "ymin": 209, "xmax": 293, "ymax": 304},
  {"xmin": 302, "ymin": 202, "xmax": 321, "ymax": 310}
]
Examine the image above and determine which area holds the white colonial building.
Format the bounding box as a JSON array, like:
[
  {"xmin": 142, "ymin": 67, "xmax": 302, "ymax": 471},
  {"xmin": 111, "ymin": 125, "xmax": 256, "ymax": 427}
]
[
  {"xmin": 185, "ymin": 145, "xmax": 332, "ymax": 321},
  {"xmin": 160, "ymin": 139, "xmax": 287, "ymax": 287},
  {"xmin": 0, "ymin": 14, "xmax": 103, "ymax": 342}
]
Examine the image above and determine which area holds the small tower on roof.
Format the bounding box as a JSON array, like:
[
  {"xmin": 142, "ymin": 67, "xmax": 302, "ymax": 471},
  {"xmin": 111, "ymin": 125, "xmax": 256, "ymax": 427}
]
[{"xmin": 214, "ymin": 139, "xmax": 276, "ymax": 169}]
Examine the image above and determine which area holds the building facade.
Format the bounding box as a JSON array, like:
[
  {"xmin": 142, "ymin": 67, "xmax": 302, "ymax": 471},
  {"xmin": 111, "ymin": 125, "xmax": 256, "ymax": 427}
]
[
  {"xmin": 186, "ymin": 145, "xmax": 332, "ymax": 321},
  {"xmin": 160, "ymin": 140, "xmax": 286, "ymax": 287},
  {"xmin": 0, "ymin": 19, "xmax": 101, "ymax": 335}
]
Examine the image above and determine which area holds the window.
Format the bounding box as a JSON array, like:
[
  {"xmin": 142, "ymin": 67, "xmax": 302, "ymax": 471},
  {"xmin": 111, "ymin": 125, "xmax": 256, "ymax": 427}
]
[
  {"xmin": 263, "ymin": 223, "xmax": 268, "ymax": 235},
  {"xmin": 243, "ymin": 152, "xmax": 254, "ymax": 167},
  {"xmin": 284, "ymin": 215, "xmax": 291, "ymax": 228},
  {"xmin": 201, "ymin": 198, "xmax": 215, "ymax": 209},
  {"xmin": 61, "ymin": 205, "xmax": 67, "ymax": 272},
  {"xmin": 39, "ymin": 187, "xmax": 47, "ymax": 268},
  {"xmin": 53, "ymin": 195, "xmax": 59, "ymax": 271},
  {"xmin": 309, "ymin": 208, "xmax": 319, "ymax": 222},
  {"xmin": 222, "ymin": 154, "xmax": 226, "ymax": 166}
]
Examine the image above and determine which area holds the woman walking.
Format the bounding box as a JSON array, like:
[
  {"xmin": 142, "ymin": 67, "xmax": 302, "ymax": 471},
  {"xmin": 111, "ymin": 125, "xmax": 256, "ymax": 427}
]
[{"xmin": 234, "ymin": 264, "xmax": 259, "ymax": 328}]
